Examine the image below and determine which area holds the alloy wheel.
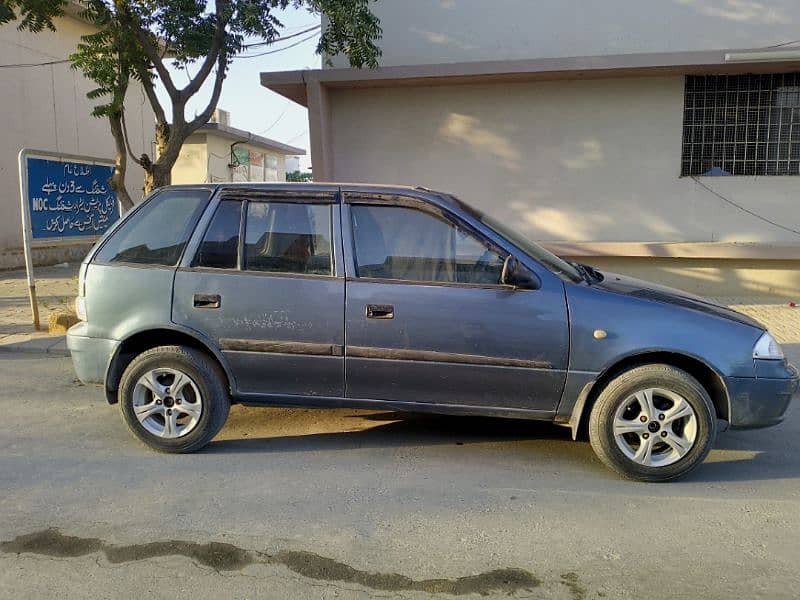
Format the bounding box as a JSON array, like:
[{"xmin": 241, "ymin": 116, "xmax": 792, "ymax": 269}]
[
  {"xmin": 132, "ymin": 368, "xmax": 203, "ymax": 438},
  {"xmin": 612, "ymin": 387, "xmax": 698, "ymax": 467}
]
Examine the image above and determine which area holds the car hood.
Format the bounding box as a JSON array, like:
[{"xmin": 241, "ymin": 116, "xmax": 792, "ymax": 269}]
[{"xmin": 591, "ymin": 271, "xmax": 764, "ymax": 329}]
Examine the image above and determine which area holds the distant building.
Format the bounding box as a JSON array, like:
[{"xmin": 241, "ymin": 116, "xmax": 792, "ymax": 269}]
[
  {"xmin": 172, "ymin": 110, "xmax": 305, "ymax": 185},
  {"xmin": 285, "ymin": 155, "xmax": 302, "ymax": 174},
  {"xmin": 0, "ymin": 7, "xmax": 154, "ymax": 269},
  {"xmin": 262, "ymin": 1, "xmax": 800, "ymax": 298}
]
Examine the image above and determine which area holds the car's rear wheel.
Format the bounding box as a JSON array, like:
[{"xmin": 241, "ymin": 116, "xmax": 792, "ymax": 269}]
[
  {"xmin": 119, "ymin": 345, "xmax": 230, "ymax": 453},
  {"xmin": 588, "ymin": 364, "xmax": 717, "ymax": 482}
]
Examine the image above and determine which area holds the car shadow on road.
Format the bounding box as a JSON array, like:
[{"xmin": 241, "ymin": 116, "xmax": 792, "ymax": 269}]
[
  {"xmin": 684, "ymin": 426, "xmax": 799, "ymax": 483},
  {"xmin": 206, "ymin": 406, "xmax": 799, "ymax": 483},
  {"xmin": 209, "ymin": 410, "xmax": 577, "ymax": 453}
]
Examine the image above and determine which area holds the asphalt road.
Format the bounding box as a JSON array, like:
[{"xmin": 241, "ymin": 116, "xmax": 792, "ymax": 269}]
[{"xmin": 1, "ymin": 351, "xmax": 799, "ymax": 599}]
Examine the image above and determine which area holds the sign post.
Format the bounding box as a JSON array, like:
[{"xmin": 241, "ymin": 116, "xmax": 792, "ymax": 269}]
[{"xmin": 18, "ymin": 149, "xmax": 120, "ymax": 330}]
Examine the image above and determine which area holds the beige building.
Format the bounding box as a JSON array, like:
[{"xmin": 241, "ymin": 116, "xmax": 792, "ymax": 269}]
[
  {"xmin": 172, "ymin": 110, "xmax": 305, "ymax": 185},
  {"xmin": 262, "ymin": 0, "xmax": 800, "ymax": 298},
  {"xmin": 0, "ymin": 8, "xmax": 154, "ymax": 269}
]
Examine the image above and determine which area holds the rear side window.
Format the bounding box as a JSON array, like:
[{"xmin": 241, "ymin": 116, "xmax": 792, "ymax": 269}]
[
  {"xmin": 195, "ymin": 200, "xmax": 242, "ymax": 269},
  {"xmin": 95, "ymin": 189, "xmax": 210, "ymax": 266},
  {"xmin": 244, "ymin": 202, "xmax": 332, "ymax": 275}
]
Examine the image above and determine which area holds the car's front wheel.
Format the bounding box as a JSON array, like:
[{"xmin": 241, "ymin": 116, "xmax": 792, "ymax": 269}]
[
  {"xmin": 588, "ymin": 364, "xmax": 717, "ymax": 482},
  {"xmin": 119, "ymin": 345, "xmax": 230, "ymax": 453}
]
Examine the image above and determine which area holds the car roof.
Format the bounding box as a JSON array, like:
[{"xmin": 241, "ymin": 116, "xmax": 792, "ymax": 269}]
[{"xmin": 162, "ymin": 182, "xmax": 463, "ymax": 211}]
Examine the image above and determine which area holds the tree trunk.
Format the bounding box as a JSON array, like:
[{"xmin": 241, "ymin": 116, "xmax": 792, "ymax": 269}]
[
  {"xmin": 143, "ymin": 164, "xmax": 171, "ymax": 194},
  {"xmin": 143, "ymin": 122, "xmax": 173, "ymax": 195},
  {"xmin": 107, "ymin": 111, "xmax": 134, "ymax": 213}
]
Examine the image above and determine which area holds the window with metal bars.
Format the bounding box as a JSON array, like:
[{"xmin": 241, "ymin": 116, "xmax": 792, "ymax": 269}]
[{"xmin": 681, "ymin": 73, "xmax": 800, "ymax": 176}]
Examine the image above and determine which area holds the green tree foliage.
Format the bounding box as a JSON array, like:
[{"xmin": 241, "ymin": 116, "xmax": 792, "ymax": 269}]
[
  {"xmin": 6, "ymin": 0, "xmax": 381, "ymax": 210},
  {"xmin": 0, "ymin": 0, "xmax": 65, "ymax": 32},
  {"xmin": 286, "ymin": 169, "xmax": 313, "ymax": 182}
]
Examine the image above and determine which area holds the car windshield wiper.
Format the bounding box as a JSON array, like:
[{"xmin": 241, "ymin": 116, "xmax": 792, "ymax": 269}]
[
  {"xmin": 581, "ymin": 263, "xmax": 604, "ymax": 282},
  {"xmin": 568, "ymin": 261, "xmax": 603, "ymax": 284}
]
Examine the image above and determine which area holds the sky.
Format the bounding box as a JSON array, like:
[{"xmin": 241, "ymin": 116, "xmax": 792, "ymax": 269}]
[{"xmin": 154, "ymin": 6, "xmax": 321, "ymax": 171}]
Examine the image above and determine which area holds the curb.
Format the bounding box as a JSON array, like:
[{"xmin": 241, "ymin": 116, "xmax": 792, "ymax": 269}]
[{"xmin": 0, "ymin": 335, "xmax": 69, "ymax": 357}]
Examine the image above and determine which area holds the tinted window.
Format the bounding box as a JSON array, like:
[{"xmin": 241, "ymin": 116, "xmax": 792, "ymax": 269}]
[
  {"xmin": 244, "ymin": 202, "xmax": 332, "ymax": 275},
  {"xmin": 351, "ymin": 205, "xmax": 505, "ymax": 284},
  {"xmin": 95, "ymin": 189, "xmax": 210, "ymax": 265},
  {"xmin": 195, "ymin": 200, "xmax": 242, "ymax": 269}
]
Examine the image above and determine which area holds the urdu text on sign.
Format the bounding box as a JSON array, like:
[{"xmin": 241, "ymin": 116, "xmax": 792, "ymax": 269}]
[{"xmin": 26, "ymin": 157, "xmax": 119, "ymax": 240}]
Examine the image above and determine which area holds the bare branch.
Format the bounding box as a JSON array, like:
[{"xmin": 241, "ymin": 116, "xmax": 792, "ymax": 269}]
[
  {"xmin": 120, "ymin": 111, "xmax": 143, "ymax": 166},
  {"xmin": 118, "ymin": 9, "xmax": 179, "ymax": 99},
  {"xmin": 135, "ymin": 66, "xmax": 167, "ymax": 125},
  {"xmin": 188, "ymin": 52, "xmax": 226, "ymax": 131},
  {"xmin": 179, "ymin": 0, "xmax": 230, "ymax": 100},
  {"xmin": 108, "ymin": 111, "xmax": 135, "ymax": 212},
  {"xmin": 157, "ymin": 51, "xmax": 226, "ymax": 171}
]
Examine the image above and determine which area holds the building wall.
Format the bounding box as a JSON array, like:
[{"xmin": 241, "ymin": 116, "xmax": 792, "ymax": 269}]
[
  {"xmin": 285, "ymin": 156, "xmax": 301, "ymax": 174},
  {"xmin": 171, "ymin": 136, "xmax": 209, "ymax": 185},
  {"xmin": 0, "ymin": 15, "xmax": 154, "ymax": 266},
  {"xmin": 330, "ymin": 76, "xmax": 800, "ymax": 244},
  {"xmin": 172, "ymin": 134, "xmax": 288, "ymax": 184},
  {"xmin": 331, "ymin": 0, "xmax": 800, "ymax": 68},
  {"xmin": 327, "ymin": 76, "xmax": 800, "ymax": 297}
]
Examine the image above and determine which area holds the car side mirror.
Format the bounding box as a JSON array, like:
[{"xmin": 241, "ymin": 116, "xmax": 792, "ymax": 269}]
[{"xmin": 501, "ymin": 255, "xmax": 539, "ymax": 290}]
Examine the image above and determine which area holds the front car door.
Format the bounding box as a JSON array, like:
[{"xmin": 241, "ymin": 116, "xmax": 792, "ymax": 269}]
[
  {"xmin": 341, "ymin": 191, "xmax": 570, "ymax": 414},
  {"xmin": 173, "ymin": 188, "xmax": 345, "ymax": 399}
]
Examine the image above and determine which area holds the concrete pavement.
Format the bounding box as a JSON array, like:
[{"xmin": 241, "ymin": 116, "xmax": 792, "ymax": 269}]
[
  {"xmin": 0, "ymin": 348, "xmax": 799, "ymax": 599},
  {"xmin": 0, "ymin": 263, "xmax": 75, "ymax": 356}
]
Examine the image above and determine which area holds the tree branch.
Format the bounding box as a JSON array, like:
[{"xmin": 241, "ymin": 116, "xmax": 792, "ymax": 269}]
[
  {"xmin": 120, "ymin": 110, "xmax": 143, "ymax": 166},
  {"xmin": 108, "ymin": 109, "xmax": 134, "ymax": 211},
  {"xmin": 156, "ymin": 51, "xmax": 226, "ymax": 171},
  {"xmin": 135, "ymin": 65, "xmax": 167, "ymax": 125},
  {"xmin": 179, "ymin": 0, "xmax": 229, "ymax": 100},
  {"xmin": 188, "ymin": 52, "xmax": 227, "ymax": 131},
  {"xmin": 120, "ymin": 9, "xmax": 179, "ymax": 99}
]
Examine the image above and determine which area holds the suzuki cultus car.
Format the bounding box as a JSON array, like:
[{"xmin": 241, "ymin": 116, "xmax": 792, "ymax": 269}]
[{"xmin": 67, "ymin": 184, "xmax": 797, "ymax": 481}]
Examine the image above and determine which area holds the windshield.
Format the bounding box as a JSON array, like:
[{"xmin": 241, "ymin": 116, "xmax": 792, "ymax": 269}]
[{"xmin": 450, "ymin": 197, "xmax": 584, "ymax": 283}]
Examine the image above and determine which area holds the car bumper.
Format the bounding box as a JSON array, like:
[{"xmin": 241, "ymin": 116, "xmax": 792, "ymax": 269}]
[
  {"xmin": 66, "ymin": 322, "xmax": 119, "ymax": 386},
  {"xmin": 725, "ymin": 361, "xmax": 798, "ymax": 429}
]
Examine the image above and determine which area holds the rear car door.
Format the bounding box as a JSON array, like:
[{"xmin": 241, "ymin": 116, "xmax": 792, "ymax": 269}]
[
  {"xmin": 173, "ymin": 189, "xmax": 344, "ymax": 398},
  {"xmin": 341, "ymin": 193, "xmax": 569, "ymax": 413}
]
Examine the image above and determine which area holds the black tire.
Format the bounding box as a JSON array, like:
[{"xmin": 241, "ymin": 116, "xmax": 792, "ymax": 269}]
[
  {"xmin": 588, "ymin": 364, "xmax": 717, "ymax": 482},
  {"xmin": 119, "ymin": 345, "xmax": 230, "ymax": 453}
]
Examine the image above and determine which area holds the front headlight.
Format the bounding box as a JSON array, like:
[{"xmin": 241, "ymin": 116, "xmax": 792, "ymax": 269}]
[{"xmin": 753, "ymin": 331, "xmax": 784, "ymax": 360}]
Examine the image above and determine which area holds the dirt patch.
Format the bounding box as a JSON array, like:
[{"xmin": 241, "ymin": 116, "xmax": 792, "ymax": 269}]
[{"xmin": 561, "ymin": 571, "xmax": 587, "ymax": 600}]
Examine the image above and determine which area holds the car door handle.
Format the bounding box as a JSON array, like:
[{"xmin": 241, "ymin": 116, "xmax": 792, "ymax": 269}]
[
  {"xmin": 193, "ymin": 294, "xmax": 221, "ymax": 309},
  {"xmin": 366, "ymin": 304, "xmax": 394, "ymax": 319}
]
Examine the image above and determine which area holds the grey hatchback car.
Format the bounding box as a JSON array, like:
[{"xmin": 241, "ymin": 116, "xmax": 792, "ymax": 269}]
[{"xmin": 67, "ymin": 183, "xmax": 797, "ymax": 481}]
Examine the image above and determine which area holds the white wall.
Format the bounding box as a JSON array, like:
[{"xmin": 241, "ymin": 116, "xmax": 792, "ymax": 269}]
[
  {"xmin": 172, "ymin": 133, "xmax": 288, "ymax": 184},
  {"xmin": 0, "ymin": 15, "xmax": 154, "ymax": 255},
  {"xmin": 328, "ymin": 76, "xmax": 800, "ymax": 244},
  {"xmin": 285, "ymin": 156, "xmax": 301, "ymax": 173},
  {"xmin": 172, "ymin": 136, "xmax": 209, "ymax": 184},
  {"xmin": 330, "ymin": 0, "xmax": 800, "ymax": 67}
]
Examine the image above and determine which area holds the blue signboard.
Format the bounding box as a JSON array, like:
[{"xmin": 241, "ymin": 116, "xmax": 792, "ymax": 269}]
[{"xmin": 25, "ymin": 157, "xmax": 119, "ymax": 240}]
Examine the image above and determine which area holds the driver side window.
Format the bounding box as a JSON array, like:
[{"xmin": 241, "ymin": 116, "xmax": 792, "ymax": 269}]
[{"xmin": 351, "ymin": 204, "xmax": 505, "ymax": 285}]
